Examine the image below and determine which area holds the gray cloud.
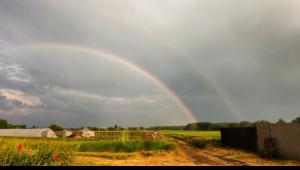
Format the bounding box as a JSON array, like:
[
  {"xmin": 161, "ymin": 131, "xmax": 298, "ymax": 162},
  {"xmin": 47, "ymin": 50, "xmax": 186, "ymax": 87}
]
[
  {"xmin": 0, "ymin": 95, "xmax": 23, "ymax": 112},
  {"xmin": 0, "ymin": 0, "xmax": 300, "ymax": 126}
]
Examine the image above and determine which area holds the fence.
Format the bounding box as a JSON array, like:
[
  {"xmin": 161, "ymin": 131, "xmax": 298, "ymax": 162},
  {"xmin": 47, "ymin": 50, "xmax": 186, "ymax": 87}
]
[{"xmin": 220, "ymin": 127, "xmax": 257, "ymax": 151}]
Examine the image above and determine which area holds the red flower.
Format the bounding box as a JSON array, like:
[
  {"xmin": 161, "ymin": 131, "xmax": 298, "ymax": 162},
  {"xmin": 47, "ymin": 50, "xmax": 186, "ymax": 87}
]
[
  {"xmin": 53, "ymin": 154, "xmax": 59, "ymax": 161},
  {"xmin": 17, "ymin": 144, "xmax": 23, "ymax": 152}
]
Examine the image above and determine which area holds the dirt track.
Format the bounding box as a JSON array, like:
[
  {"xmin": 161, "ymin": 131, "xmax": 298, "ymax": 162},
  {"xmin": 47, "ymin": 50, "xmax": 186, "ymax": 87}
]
[
  {"xmin": 73, "ymin": 138, "xmax": 300, "ymax": 166},
  {"xmin": 173, "ymin": 138, "xmax": 249, "ymax": 166}
]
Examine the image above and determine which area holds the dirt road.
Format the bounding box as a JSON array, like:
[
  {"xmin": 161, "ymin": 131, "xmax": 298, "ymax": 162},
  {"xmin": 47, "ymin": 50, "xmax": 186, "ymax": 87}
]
[
  {"xmin": 172, "ymin": 138, "xmax": 300, "ymax": 166},
  {"xmin": 172, "ymin": 138, "xmax": 249, "ymax": 166}
]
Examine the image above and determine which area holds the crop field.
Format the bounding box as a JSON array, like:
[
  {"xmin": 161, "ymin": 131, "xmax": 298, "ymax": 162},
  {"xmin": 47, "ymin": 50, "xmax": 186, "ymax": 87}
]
[
  {"xmin": 0, "ymin": 132, "xmax": 174, "ymax": 166},
  {"xmin": 0, "ymin": 131, "xmax": 299, "ymax": 166}
]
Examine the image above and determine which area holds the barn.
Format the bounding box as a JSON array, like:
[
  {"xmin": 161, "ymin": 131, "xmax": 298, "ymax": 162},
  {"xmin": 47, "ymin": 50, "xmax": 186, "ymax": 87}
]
[{"xmin": 0, "ymin": 128, "xmax": 57, "ymax": 138}]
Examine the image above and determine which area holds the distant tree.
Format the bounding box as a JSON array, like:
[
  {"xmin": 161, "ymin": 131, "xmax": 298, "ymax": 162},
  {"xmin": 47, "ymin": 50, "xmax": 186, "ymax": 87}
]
[
  {"xmin": 32, "ymin": 125, "xmax": 38, "ymax": 129},
  {"xmin": 291, "ymin": 117, "xmax": 300, "ymax": 124},
  {"xmin": 8, "ymin": 124, "xmax": 27, "ymax": 129},
  {"xmin": 254, "ymin": 120, "xmax": 271, "ymax": 125},
  {"xmin": 277, "ymin": 118, "xmax": 286, "ymax": 124},
  {"xmin": 88, "ymin": 127, "xmax": 99, "ymax": 131},
  {"xmin": 98, "ymin": 128, "xmax": 107, "ymax": 131},
  {"xmin": 114, "ymin": 124, "xmax": 118, "ymax": 130},
  {"xmin": 240, "ymin": 121, "xmax": 252, "ymax": 127},
  {"xmin": 184, "ymin": 123, "xmax": 198, "ymax": 130},
  {"xmin": 228, "ymin": 123, "xmax": 240, "ymax": 128},
  {"xmin": 128, "ymin": 127, "xmax": 138, "ymax": 131},
  {"xmin": 48, "ymin": 124, "xmax": 64, "ymax": 131},
  {"xmin": 107, "ymin": 127, "xmax": 114, "ymax": 131},
  {"xmin": 0, "ymin": 119, "xmax": 8, "ymax": 129},
  {"xmin": 139, "ymin": 126, "xmax": 144, "ymax": 130}
]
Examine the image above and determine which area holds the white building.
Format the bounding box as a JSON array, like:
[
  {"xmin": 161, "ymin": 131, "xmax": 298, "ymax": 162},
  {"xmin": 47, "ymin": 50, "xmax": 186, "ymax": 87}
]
[
  {"xmin": 0, "ymin": 128, "xmax": 57, "ymax": 138},
  {"xmin": 63, "ymin": 130, "xmax": 73, "ymax": 138},
  {"xmin": 79, "ymin": 128, "xmax": 95, "ymax": 138}
]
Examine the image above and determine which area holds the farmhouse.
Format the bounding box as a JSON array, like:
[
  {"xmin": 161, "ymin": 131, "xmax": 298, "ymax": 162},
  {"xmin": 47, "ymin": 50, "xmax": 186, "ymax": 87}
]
[
  {"xmin": 79, "ymin": 128, "xmax": 95, "ymax": 138},
  {"xmin": 221, "ymin": 123, "xmax": 300, "ymax": 161},
  {"xmin": 0, "ymin": 128, "xmax": 57, "ymax": 138}
]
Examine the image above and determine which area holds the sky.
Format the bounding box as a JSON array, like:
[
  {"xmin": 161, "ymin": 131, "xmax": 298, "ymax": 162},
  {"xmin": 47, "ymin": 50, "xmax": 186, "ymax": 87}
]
[{"xmin": 0, "ymin": 0, "xmax": 300, "ymax": 127}]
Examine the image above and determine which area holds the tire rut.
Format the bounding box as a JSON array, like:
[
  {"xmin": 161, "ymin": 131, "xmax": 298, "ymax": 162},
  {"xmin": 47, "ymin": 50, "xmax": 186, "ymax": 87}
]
[{"xmin": 171, "ymin": 137, "xmax": 248, "ymax": 166}]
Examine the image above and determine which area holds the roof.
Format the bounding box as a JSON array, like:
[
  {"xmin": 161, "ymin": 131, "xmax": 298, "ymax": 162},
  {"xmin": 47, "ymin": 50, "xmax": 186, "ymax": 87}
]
[{"xmin": 0, "ymin": 128, "xmax": 54, "ymax": 137}]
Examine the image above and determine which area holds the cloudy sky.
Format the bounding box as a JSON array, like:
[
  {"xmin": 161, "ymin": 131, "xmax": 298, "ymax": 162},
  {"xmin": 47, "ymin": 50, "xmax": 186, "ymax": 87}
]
[{"xmin": 0, "ymin": 0, "xmax": 300, "ymax": 127}]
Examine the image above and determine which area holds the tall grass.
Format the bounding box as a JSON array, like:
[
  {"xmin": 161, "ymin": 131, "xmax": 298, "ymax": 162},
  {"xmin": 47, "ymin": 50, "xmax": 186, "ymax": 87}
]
[
  {"xmin": 78, "ymin": 140, "xmax": 174, "ymax": 152},
  {"xmin": 0, "ymin": 135, "xmax": 174, "ymax": 165},
  {"xmin": 0, "ymin": 140, "xmax": 74, "ymax": 166}
]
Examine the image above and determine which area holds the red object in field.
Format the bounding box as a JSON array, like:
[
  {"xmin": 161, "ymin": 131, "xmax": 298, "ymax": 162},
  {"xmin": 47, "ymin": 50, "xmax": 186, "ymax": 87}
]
[
  {"xmin": 17, "ymin": 144, "xmax": 23, "ymax": 152},
  {"xmin": 53, "ymin": 154, "xmax": 59, "ymax": 161}
]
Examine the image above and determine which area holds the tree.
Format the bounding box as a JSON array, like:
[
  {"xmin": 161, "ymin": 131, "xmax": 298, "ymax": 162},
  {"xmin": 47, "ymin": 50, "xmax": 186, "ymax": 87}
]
[
  {"xmin": 48, "ymin": 124, "xmax": 64, "ymax": 131},
  {"xmin": 107, "ymin": 127, "xmax": 114, "ymax": 131},
  {"xmin": 32, "ymin": 125, "xmax": 39, "ymax": 129},
  {"xmin": 291, "ymin": 117, "xmax": 300, "ymax": 124},
  {"xmin": 277, "ymin": 118, "xmax": 286, "ymax": 124},
  {"xmin": 87, "ymin": 126, "xmax": 99, "ymax": 131},
  {"xmin": 254, "ymin": 120, "xmax": 271, "ymax": 125},
  {"xmin": 8, "ymin": 124, "xmax": 26, "ymax": 129},
  {"xmin": 240, "ymin": 121, "xmax": 252, "ymax": 127},
  {"xmin": 0, "ymin": 119, "xmax": 8, "ymax": 129}
]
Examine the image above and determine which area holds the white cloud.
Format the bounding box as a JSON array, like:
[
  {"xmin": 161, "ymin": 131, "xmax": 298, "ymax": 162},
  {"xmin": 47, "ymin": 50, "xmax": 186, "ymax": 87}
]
[
  {"xmin": 3, "ymin": 64, "xmax": 32, "ymax": 83},
  {"xmin": 0, "ymin": 88, "xmax": 42, "ymax": 107}
]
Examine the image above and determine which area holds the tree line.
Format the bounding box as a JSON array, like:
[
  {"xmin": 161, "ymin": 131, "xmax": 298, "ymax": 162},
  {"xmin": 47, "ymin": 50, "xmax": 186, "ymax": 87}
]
[
  {"xmin": 1, "ymin": 116, "xmax": 299, "ymax": 131},
  {"xmin": 0, "ymin": 119, "xmax": 26, "ymax": 129},
  {"xmin": 150, "ymin": 117, "xmax": 300, "ymax": 131}
]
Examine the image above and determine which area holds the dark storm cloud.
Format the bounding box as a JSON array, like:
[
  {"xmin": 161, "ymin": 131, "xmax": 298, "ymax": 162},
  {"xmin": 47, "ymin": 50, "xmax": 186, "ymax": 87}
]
[
  {"xmin": 0, "ymin": 0, "xmax": 300, "ymax": 126},
  {"xmin": 0, "ymin": 95, "xmax": 23, "ymax": 111}
]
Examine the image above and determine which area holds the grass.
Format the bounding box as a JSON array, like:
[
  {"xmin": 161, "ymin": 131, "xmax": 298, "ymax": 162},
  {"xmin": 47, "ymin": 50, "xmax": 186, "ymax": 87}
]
[
  {"xmin": 160, "ymin": 130, "xmax": 221, "ymax": 139},
  {"xmin": 160, "ymin": 130, "xmax": 221, "ymax": 148},
  {"xmin": 78, "ymin": 140, "xmax": 174, "ymax": 152}
]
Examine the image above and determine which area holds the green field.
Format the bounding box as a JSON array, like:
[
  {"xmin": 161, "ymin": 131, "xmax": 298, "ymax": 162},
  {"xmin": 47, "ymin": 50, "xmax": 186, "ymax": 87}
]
[
  {"xmin": 159, "ymin": 130, "xmax": 221, "ymax": 148},
  {"xmin": 159, "ymin": 130, "xmax": 221, "ymax": 140}
]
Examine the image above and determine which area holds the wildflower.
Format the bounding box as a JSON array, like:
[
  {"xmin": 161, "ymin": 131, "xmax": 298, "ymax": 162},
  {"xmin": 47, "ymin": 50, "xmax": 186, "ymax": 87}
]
[
  {"xmin": 17, "ymin": 144, "xmax": 23, "ymax": 152},
  {"xmin": 53, "ymin": 153, "xmax": 59, "ymax": 161}
]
